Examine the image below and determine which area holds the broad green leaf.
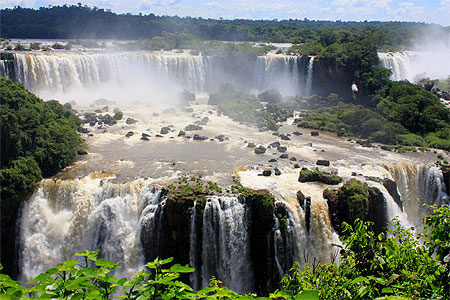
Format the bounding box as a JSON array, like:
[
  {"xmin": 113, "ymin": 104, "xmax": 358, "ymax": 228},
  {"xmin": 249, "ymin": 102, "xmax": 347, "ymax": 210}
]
[
  {"xmin": 169, "ymin": 264, "xmax": 195, "ymax": 273},
  {"xmin": 294, "ymin": 290, "xmax": 319, "ymax": 300},
  {"xmin": 62, "ymin": 259, "xmax": 79, "ymax": 268},
  {"xmin": 351, "ymin": 276, "xmax": 369, "ymax": 284},
  {"xmin": 160, "ymin": 257, "xmax": 174, "ymax": 265},
  {"xmin": 95, "ymin": 258, "xmax": 119, "ymax": 269},
  {"xmin": 381, "ymin": 287, "xmax": 394, "ymax": 294}
]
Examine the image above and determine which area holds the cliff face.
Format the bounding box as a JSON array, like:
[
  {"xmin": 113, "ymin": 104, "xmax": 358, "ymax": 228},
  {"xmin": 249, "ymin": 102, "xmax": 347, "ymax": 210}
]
[
  {"xmin": 311, "ymin": 58, "xmax": 353, "ymax": 100},
  {"xmin": 139, "ymin": 187, "xmax": 278, "ymax": 295},
  {"xmin": 324, "ymin": 179, "xmax": 388, "ymax": 235}
]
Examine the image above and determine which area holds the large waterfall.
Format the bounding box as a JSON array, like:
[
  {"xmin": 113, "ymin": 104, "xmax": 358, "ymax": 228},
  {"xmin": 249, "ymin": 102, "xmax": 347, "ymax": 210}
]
[
  {"xmin": 378, "ymin": 51, "xmax": 450, "ymax": 82},
  {"xmin": 0, "ymin": 52, "xmax": 316, "ymax": 100},
  {"xmin": 253, "ymin": 55, "xmax": 314, "ymax": 97},
  {"xmin": 383, "ymin": 163, "xmax": 449, "ymax": 229},
  {"xmin": 17, "ymin": 162, "xmax": 449, "ymax": 291}
]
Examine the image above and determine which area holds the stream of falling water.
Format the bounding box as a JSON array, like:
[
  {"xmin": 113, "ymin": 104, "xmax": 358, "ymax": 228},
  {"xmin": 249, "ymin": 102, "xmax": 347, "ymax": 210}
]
[{"xmin": 200, "ymin": 196, "xmax": 254, "ymax": 293}]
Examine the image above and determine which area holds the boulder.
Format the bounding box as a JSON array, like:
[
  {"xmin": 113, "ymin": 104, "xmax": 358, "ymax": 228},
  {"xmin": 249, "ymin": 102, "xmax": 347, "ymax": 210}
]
[
  {"xmin": 254, "ymin": 145, "xmax": 266, "ymax": 154},
  {"xmin": 324, "ymin": 179, "xmax": 388, "ymax": 235},
  {"xmin": 78, "ymin": 127, "xmax": 90, "ymax": 134},
  {"xmin": 316, "ymin": 160, "xmax": 330, "ymax": 166},
  {"xmin": 193, "ymin": 134, "xmax": 208, "ymax": 141},
  {"xmin": 292, "ymin": 131, "xmax": 303, "ymax": 136},
  {"xmin": 269, "ymin": 142, "xmax": 281, "ymax": 148},
  {"xmin": 268, "ymin": 158, "xmax": 278, "ymax": 162},
  {"xmin": 215, "ymin": 135, "xmax": 229, "ymax": 142},
  {"xmin": 280, "ymin": 134, "xmax": 291, "ymax": 141},
  {"xmin": 357, "ymin": 140, "xmax": 373, "ymax": 147},
  {"xmin": 296, "ymin": 190, "xmax": 306, "ymax": 208},
  {"xmin": 160, "ymin": 127, "xmax": 171, "ymax": 134},
  {"xmin": 289, "ymin": 157, "xmax": 297, "ymax": 161},
  {"xmin": 77, "ymin": 150, "xmax": 88, "ymax": 155},
  {"xmin": 125, "ymin": 131, "xmax": 134, "ymax": 138},
  {"xmin": 279, "ymin": 154, "xmax": 289, "ymax": 159},
  {"xmin": 126, "ymin": 118, "xmax": 137, "ymax": 125},
  {"xmin": 382, "ymin": 178, "xmax": 403, "ymax": 210},
  {"xmin": 262, "ymin": 169, "xmax": 272, "ymax": 176},
  {"xmin": 277, "ymin": 146, "xmax": 287, "ymax": 153},
  {"xmin": 311, "ymin": 131, "xmax": 320, "ymax": 136}
]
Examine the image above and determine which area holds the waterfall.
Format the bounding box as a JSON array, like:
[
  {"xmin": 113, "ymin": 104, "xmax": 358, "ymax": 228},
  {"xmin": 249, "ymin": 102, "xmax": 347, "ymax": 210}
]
[
  {"xmin": 5, "ymin": 52, "xmax": 209, "ymax": 102},
  {"xmin": 189, "ymin": 202, "xmax": 199, "ymax": 291},
  {"xmin": 378, "ymin": 51, "xmax": 450, "ymax": 82},
  {"xmin": 274, "ymin": 194, "xmax": 336, "ymax": 273},
  {"xmin": 18, "ymin": 172, "xmax": 162, "ymax": 282},
  {"xmin": 1, "ymin": 52, "xmax": 321, "ymax": 99},
  {"xmin": 200, "ymin": 195, "xmax": 254, "ymax": 293},
  {"xmin": 253, "ymin": 54, "xmax": 303, "ymax": 96},
  {"xmin": 305, "ymin": 56, "xmax": 314, "ymax": 96},
  {"xmin": 383, "ymin": 163, "xmax": 449, "ymax": 228}
]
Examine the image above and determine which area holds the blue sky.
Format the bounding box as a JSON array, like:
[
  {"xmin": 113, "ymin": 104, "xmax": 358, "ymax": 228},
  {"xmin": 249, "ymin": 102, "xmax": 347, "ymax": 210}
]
[{"xmin": 2, "ymin": 0, "xmax": 450, "ymax": 26}]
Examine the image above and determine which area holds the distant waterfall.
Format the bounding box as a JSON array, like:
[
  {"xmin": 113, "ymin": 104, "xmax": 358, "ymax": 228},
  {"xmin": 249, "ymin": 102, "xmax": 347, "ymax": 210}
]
[
  {"xmin": 378, "ymin": 51, "xmax": 450, "ymax": 82},
  {"xmin": 3, "ymin": 52, "xmax": 208, "ymax": 101},
  {"xmin": 0, "ymin": 52, "xmax": 321, "ymax": 99},
  {"xmin": 200, "ymin": 196, "xmax": 254, "ymax": 293},
  {"xmin": 383, "ymin": 163, "xmax": 449, "ymax": 228},
  {"xmin": 253, "ymin": 54, "xmax": 312, "ymax": 96},
  {"xmin": 305, "ymin": 56, "xmax": 314, "ymax": 96}
]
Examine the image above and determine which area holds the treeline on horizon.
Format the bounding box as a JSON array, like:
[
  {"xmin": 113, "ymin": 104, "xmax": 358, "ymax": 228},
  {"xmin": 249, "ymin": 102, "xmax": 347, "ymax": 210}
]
[{"xmin": 1, "ymin": 4, "xmax": 448, "ymax": 51}]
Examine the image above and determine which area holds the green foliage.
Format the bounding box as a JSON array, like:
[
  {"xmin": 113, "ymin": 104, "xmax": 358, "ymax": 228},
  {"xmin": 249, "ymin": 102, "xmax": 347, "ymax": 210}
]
[
  {"xmin": 1, "ymin": 5, "xmax": 433, "ymax": 48},
  {"xmin": 2, "ymin": 205, "xmax": 449, "ymax": 299},
  {"xmin": 278, "ymin": 208, "xmax": 450, "ymax": 300},
  {"xmin": 297, "ymin": 94, "xmax": 450, "ymax": 150},
  {"xmin": 210, "ymin": 85, "xmax": 300, "ymax": 131},
  {"xmin": 28, "ymin": 42, "xmax": 41, "ymax": 50},
  {"xmin": 376, "ymin": 81, "xmax": 450, "ymax": 135},
  {"xmin": 184, "ymin": 124, "xmax": 203, "ymax": 131},
  {"xmin": 113, "ymin": 111, "xmax": 123, "ymax": 120},
  {"xmin": 258, "ymin": 89, "xmax": 282, "ymax": 104},
  {"xmin": 0, "ymin": 157, "xmax": 42, "ymax": 209},
  {"xmin": 0, "ymin": 77, "xmax": 83, "ymax": 275},
  {"xmin": 298, "ymin": 168, "xmax": 343, "ymax": 185}
]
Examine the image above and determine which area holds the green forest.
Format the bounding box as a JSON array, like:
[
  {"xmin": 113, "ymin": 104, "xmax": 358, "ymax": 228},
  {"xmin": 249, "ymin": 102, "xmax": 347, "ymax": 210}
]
[
  {"xmin": 0, "ymin": 77, "xmax": 84, "ymax": 280},
  {"xmin": 1, "ymin": 204, "xmax": 449, "ymax": 299},
  {"xmin": 1, "ymin": 4, "xmax": 448, "ymax": 51}
]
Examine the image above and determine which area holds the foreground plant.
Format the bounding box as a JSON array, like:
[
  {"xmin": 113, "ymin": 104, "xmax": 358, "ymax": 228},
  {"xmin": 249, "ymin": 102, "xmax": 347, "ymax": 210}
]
[{"xmin": 2, "ymin": 205, "xmax": 449, "ymax": 299}]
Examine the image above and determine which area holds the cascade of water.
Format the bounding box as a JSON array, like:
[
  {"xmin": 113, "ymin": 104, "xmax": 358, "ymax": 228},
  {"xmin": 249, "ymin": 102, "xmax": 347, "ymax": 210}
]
[
  {"xmin": 378, "ymin": 51, "xmax": 450, "ymax": 82},
  {"xmin": 10, "ymin": 52, "xmax": 209, "ymax": 96},
  {"xmin": 200, "ymin": 195, "xmax": 254, "ymax": 293},
  {"xmin": 274, "ymin": 192, "xmax": 336, "ymax": 273},
  {"xmin": 253, "ymin": 55, "xmax": 303, "ymax": 96},
  {"xmin": 189, "ymin": 202, "xmax": 199, "ymax": 291},
  {"xmin": 19, "ymin": 173, "xmax": 161, "ymax": 282},
  {"xmin": 305, "ymin": 56, "xmax": 314, "ymax": 97},
  {"xmin": 383, "ymin": 163, "xmax": 449, "ymax": 228}
]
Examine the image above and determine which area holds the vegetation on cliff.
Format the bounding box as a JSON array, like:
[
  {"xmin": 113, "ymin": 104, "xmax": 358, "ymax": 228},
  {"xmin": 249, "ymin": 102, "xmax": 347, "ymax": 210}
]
[
  {"xmin": 298, "ymin": 168, "xmax": 343, "ymax": 185},
  {"xmin": 1, "ymin": 205, "xmax": 449, "ymax": 300},
  {"xmin": 0, "ymin": 77, "xmax": 84, "ymax": 276},
  {"xmin": 297, "ymin": 80, "xmax": 450, "ymax": 150}
]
